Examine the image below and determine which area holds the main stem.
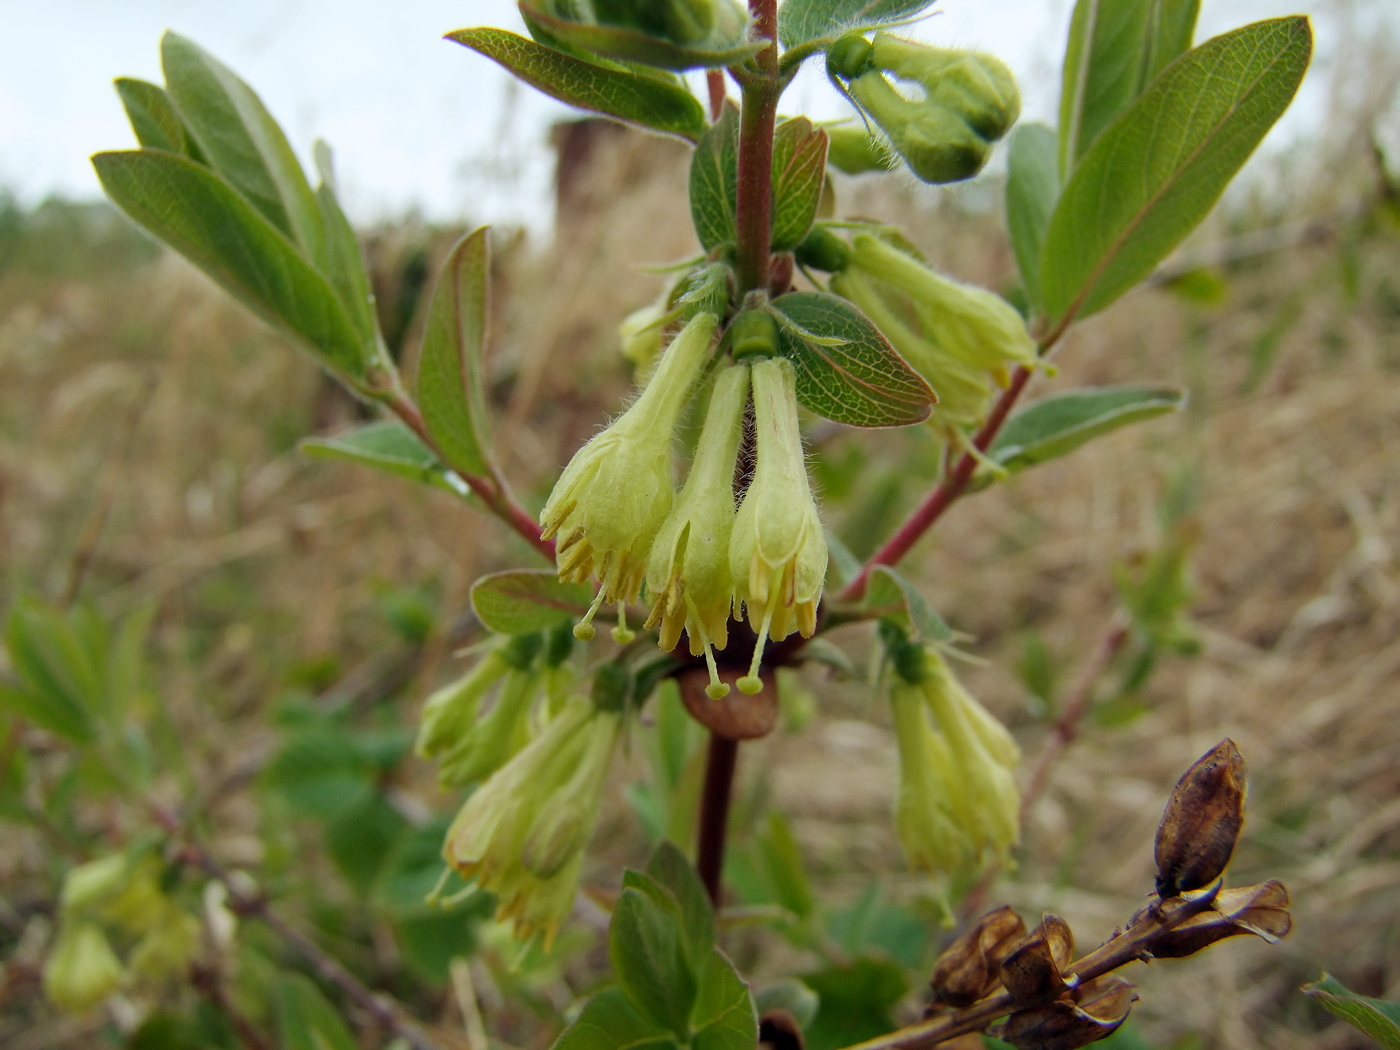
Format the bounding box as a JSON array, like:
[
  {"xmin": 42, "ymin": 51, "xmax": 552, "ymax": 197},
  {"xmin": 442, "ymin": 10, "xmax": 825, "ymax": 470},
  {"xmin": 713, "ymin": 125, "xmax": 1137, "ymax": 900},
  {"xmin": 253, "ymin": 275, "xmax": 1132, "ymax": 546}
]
[{"xmin": 694, "ymin": 0, "xmax": 780, "ymax": 908}]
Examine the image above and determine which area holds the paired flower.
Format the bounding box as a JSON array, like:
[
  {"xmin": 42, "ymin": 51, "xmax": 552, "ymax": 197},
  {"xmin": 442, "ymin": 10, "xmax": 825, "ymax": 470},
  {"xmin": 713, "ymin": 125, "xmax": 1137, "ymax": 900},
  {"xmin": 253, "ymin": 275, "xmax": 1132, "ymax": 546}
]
[
  {"xmin": 541, "ymin": 311, "xmax": 718, "ymax": 633},
  {"xmin": 443, "ymin": 698, "xmax": 620, "ymax": 947},
  {"xmin": 889, "ymin": 644, "xmax": 1020, "ymax": 878}
]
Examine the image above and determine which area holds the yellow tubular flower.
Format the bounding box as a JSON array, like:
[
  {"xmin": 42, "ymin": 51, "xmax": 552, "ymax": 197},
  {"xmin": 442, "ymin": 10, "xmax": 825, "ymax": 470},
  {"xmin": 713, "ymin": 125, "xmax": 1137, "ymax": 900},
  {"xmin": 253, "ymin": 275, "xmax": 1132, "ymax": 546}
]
[
  {"xmin": 728, "ymin": 356, "xmax": 828, "ymax": 695},
  {"xmin": 43, "ymin": 921, "xmax": 125, "ymax": 1014},
  {"xmin": 645, "ymin": 363, "xmax": 750, "ymax": 699},
  {"xmin": 414, "ymin": 649, "xmax": 511, "ymax": 760},
  {"xmin": 541, "ymin": 312, "xmax": 719, "ymax": 628}
]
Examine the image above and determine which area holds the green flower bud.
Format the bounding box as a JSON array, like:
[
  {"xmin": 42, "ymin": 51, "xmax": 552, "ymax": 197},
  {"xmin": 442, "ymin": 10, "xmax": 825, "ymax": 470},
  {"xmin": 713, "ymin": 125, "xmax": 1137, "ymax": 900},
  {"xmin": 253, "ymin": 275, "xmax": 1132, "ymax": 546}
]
[
  {"xmin": 129, "ymin": 910, "xmax": 200, "ymax": 979},
  {"xmin": 795, "ymin": 224, "xmax": 853, "ymax": 273},
  {"xmin": 619, "ymin": 302, "xmax": 666, "ymax": 371},
  {"xmin": 826, "ymin": 32, "xmax": 873, "ymax": 80},
  {"xmin": 520, "ymin": 711, "xmax": 620, "ymax": 877},
  {"xmin": 595, "ymin": 0, "xmax": 717, "ymax": 44},
  {"xmin": 847, "ymin": 71, "xmax": 992, "ymax": 183},
  {"xmin": 415, "ymin": 649, "xmax": 511, "ymax": 760},
  {"xmin": 729, "ymin": 357, "xmax": 827, "ymax": 694},
  {"xmin": 826, "ymin": 125, "xmax": 896, "ymax": 175},
  {"xmin": 436, "ymin": 666, "xmax": 541, "ymax": 788},
  {"xmin": 44, "ymin": 921, "xmax": 125, "ymax": 1013},
  {"xmin": 60, "ymin": 854, "xmax": 129, "ymax": 913},
  {"xmin": 869, "ymin": 34, "xmax": 1019, "ymax": 142},
  {"xmin": 542, "ymin": 312, "xmax": 718, "ymax": 608},
  {"xmin": 646, "ymin": 364, "xmax": 749, "ymax": 697},
  {"xmin": 729, "ymin": 309, "xmax": 780, "ymax": 360}
]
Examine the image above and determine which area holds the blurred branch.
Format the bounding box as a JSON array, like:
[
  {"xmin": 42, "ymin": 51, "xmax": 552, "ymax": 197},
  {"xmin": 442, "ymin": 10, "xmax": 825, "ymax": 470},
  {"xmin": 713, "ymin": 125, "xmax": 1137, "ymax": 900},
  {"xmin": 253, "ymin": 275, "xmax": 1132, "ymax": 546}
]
[{"xmin": 190, "ymin": 960, "xmax": 273, "ymax": 1050}]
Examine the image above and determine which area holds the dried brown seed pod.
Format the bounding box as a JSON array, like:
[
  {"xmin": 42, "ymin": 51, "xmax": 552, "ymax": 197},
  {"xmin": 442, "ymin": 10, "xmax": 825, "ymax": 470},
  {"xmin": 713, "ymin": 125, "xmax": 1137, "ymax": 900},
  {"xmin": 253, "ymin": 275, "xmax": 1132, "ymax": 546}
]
[
  {"xmin": 999, "ymin": 975, "xmax": 1138, "ymax": 1050},
  {"xmin": 1154, "ymin": 739, "xmax": 1246, "ymax": 898},
  {"xmin": 931, "ymin": 905, "xmax": 1027, "ymax": 1007},
  {"xmin": 1148, "ymin": 879, "xmax": 1291, "ymax": 958},
  {"xmin": 1000, "ymin": 913, "xmax": 1073, "ymax": 1002},
  {"xmin": 677, "ymin": 666, "xmax": 778, "ymax": 739}
]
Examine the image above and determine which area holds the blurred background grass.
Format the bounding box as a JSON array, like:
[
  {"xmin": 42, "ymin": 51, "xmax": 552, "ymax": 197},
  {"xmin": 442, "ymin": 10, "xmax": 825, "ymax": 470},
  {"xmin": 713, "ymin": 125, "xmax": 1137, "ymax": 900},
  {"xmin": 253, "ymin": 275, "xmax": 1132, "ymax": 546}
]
[{"xmin": 2, "ymin": 57, "xmax": 1399, "ymax": 1048}]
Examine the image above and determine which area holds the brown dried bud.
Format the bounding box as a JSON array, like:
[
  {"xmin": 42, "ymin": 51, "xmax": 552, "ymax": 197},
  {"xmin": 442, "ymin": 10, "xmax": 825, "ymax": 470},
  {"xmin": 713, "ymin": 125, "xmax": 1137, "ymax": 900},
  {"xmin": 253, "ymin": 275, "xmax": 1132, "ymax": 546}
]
[
  {"xmin": 1154, "ymin": 739, "xmax": 1246, "ymax": 898},
  {"xmin": 999, "ymin": 975, "xmax": 1138, "ymax": 1050},
  {"xmin": 931, "ymin": 906, "xmax": 1027, "ymax": 1007},
  {"xmin": 1148, "ymin": 879, "xmax": 1291, "ymax": 959},
  {"xmin": 678, "ymin": 667, "xmax": 778, "ymax": 740},
  {"xmin": 1000, "ymin": 913, "xmax": 1073, "ymax": 1002},
  {"xmin": 758, "ymin": 1010, "xmax": 805, "ymax": 1050}
]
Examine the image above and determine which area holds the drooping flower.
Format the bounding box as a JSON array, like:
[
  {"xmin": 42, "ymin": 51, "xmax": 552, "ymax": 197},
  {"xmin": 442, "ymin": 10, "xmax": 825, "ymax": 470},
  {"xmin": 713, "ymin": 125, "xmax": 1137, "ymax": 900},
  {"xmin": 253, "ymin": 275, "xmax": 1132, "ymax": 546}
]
[
  {"xmin": 889, "ymin": 644, "xmax": 1020, "ymax": 878},
  {"xmin": 443, "ymin": 698, "xmax": 620, "ymax": 947},
  {"xmin": 541, "ymin": 312, "xmax": 718, "ymax": 632},
  {"xmin": 44, "ymin": 921, "xmax": 125, "ymax": 1013},
  {"xmin": 729, "ymin": 356, "xmax": 828, "ymax": 695},
  {"xmin": 646, "ymin": 363, "xmax": 749, "ymax": 698}
]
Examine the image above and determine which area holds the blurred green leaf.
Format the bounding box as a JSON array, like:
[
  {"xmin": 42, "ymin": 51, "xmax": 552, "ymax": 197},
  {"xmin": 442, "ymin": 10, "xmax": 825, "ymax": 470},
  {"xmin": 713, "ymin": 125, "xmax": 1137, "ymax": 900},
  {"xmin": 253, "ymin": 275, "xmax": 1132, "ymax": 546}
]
[
  {"xmin": 771, "ymin": 118, "xmax": 830, "ymax": 251},
  {"xmin": 690, "ymin": 949, "xmax": 759, "ymax": 1050},
  {"xmin": 312, "ymin": 145, "xmax": 380, "ymax": 348},
  {"xmin": 610, "ymin": 886, "xmax": 696, "ymax": 1037},
  {"xmin": 114, "ymin": 78, "xmax": 203, "ymax": 159},
  {"xmin": 778, "ymin": 0, "xmax": 938, "ymax": 49},
  {"xmin": 448, "ymin": 28, "xmax": 708, "ymax": 140},
  {"xmin": 161, "ymin": 32, "xmax": 328, "ymax": 270},
  {"xmin": 754, "ymin": 979, "xmax": 820, "ymax": 1031},
  {"xmin": 554, "ymin": 987, "xmax": 680, "ymax": 1050},
  {"xmin": 93, "ymin": 150, "xmax": 371, "ymax": 378},
  {"xmin": 989, "ymin": 386, "xmax": 1186, "ymax": 471},
  {"xmin": 395, "ymin": 905, "xmax": 493, "ymax": 985},
  {"xmin": 863, "ymin": 566, "xmax": 952, "ymax": 643},
  {"xmin": 471, "ymin": 570, "xmax": 593, "ymax": 635},
  {"xmin": 2, "ymin": 599, "xmax": 100, "ymax": 745},
  {"xmin": 755, "ymin": 813, "xmax": 814, "ymax": 921},
  {"xmin": 1005, "ymin": 122, "xmax": 1059, "ymax": 310},
  {"xmin": 325, "ymin": 791, "xmax": 409, "ymax": 897},
  {"xmin": 1041, "ymin": 17, "xmax": 1312, "ymax": 326},
  {"xmin": 1303, "ymin": 973, "xmax": 1400, "ymax": 1050},
  {"xmin": 646, "ymin": 841, "xmax": 716, "ymax": 969},
  {"xmin": 802, "ymin": 955, "xmax": 908, "ymax": 1050},
  {"xmin": 690, "ymin": 101, "xmax": 740, "ymax": 252},
  {"xmin": 299, "ymin": 421, "xmax": 462, "ymax": 494},
  {"xmin": 274, "ymin": 973, "xmax": 358, "ymax": 1050},
  {"xmin": 376, "ymin": 817, "xmax": 474, "ymax": 917},
  {"xmin": 417, "ymin": 227, "xmax": 494, "ymax": 477},
  {"xmin": 264, "ymin": 727, "xmax": 373, "ymax": 819},
  {"xmin": 771, "ymin": 291, "xmax": 935, "ymax": 427},
  {"xmin": 519, "ymin": 3, "xmax": 765, "ymax": 71}
]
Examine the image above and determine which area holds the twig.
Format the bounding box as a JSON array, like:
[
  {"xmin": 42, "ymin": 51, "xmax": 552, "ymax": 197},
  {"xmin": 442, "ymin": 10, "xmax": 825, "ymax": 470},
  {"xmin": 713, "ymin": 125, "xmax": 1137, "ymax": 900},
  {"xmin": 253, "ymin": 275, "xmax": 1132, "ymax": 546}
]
[
  {"xmin": 696, "ymin": 733, "xmax": 740, "ymax": 906},
  {"xmin": 190, "ymin": 961, "xmax": 274, "ymax": 1050},
  {"xmin": 839, "ymin": 890, "xmax": 1221, "ymax": 1050}
]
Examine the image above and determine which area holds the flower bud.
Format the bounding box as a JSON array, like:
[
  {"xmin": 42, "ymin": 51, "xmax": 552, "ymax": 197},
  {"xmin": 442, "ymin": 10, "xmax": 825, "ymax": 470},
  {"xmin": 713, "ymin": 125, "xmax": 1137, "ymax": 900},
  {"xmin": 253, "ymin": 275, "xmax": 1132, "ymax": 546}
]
[
  {"xmin": 1154, "ymin": 739, "xmax": 1246, "ymax": 898},
  {"xmin": 794, "ymin": 224, "xmax": 852, "ymax": 273},
  {"xmin": 593, "ymin": 0, "xmax": 717, "ymax": 44},
  {"xmin": 826, "ymin": 125, "xmax": 895, "ymax": 175},
  {"xmin": 999, "ymin": 975, "xmax": 1137, "ymax": 1050},
  {"xmin": 729, "ymin": 310, "xmax": 780, "ymax": 360},
  {"xmin": 44, "ymin": 921, "xmax": 125, "ymax": 1013},
  {"xmin": 520, "ymin": 711, "xmax": 620, "ymax": 877},
  {"xmin": 869, "ymin": 34, "xmax": 1019, "ymax": 142},
  {"xmin": 619, "ymin": 302, "xmax": 667, "ymax": 371},
  {"xmin": 646, "ymin": 364, "xmax": 748, "ymax": 696},
  {"xmin": 415, "ymin": 649, "xmax": 511, "ymax": 760},
  {"xmin": 847, "ymin": 71, "xmax": 991, "ymax": 183},
  {"xmin": 542, "ymin": 312, "xmax": 718, "ymax": 610},
  {"xmin": 930, "ymin": 905, "xmax": 1027, "ymax": 1007},
  {"xmin": 435, "ymin": 666, "xmax": 541, "ymax": 788},
  {"xmin": 60, "ymin": 854, "xmax": 129, "ymax": 913},
  {"xmin": 129, "ymin": 909, "xmax": 200, "ymax": 979},
  {"xmin": 729, "ymin": 357, "xmax": 827, "ymax": 693}
]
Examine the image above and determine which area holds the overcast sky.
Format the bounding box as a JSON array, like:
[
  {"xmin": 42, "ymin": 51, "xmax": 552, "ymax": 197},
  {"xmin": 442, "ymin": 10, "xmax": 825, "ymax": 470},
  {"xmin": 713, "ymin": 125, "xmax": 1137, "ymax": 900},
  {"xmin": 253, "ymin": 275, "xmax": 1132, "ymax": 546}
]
[{"xmin": 0, "ymin": 1, "xmax": 1380, "ymax": 230}]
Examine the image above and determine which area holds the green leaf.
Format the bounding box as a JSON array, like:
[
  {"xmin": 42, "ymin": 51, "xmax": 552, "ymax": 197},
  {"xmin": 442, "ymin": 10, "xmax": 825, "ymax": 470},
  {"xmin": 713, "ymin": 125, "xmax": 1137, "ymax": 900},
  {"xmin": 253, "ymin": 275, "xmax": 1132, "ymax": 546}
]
[
  {"xmin": 264, "ymin": 727, "xmax": 374, "ymax": 820},
  {"xmin": 417, "ymin": 228, "xmax": 493, "ymax": 477},
  {"xmin": 518, "ymin": 3, "xmax": 765, "ymax": 72},
  {"xmin": 689, "ymin": 101, "xmax": 740, "ymax": 252},
  {"xmin": 690, "ymin": 949, "xmax": 758, "ymax": 1050},
  {"xmin": 646, "ymin": 841, "xmax": 715, "ymax": 969},
  {"xmin": 554, "ymin": 987, "xmax": 679, "ymax": 1050},
  {"xmin": 988, "ymin": 385, "xmax": 1186, "ymax": 471},
  {"xmin": 93, "ymin": 150, "xmax": 371, "ymax": 378},
  {"xmin": 2, "ymin": 600, "xmax": 100, "ymax": 745},
  {"xmin": 375, "ymin": 816, "xmax": 473, "ymax": 917},
  {"xmin": 447, "ymin": 28, "xmax": 707, "ymax": 140},
  {"xmin": 325, "ymin": 791, "xmax": 409, "ymax": 898},
  {"xmin": 470, "ymin": 570, "xmax": 594, "ymax": 635},
  {"xmin": 610, "ymin": 886, "xmax": 696, "ymax": 1038},
  {"xmin": 313, "ymin": 145, "xmax": 380, "ymax": 349},
  {"xmin": 1040, "ymin": 17, "xmax": 1312, "ymax": 326},
  {"xmin": 862, "ymin": 565, "xmax": 952, "ymax": 642},
  {"xmin": 1140, "ymin": 0, "xmax": 1201, "ymax": 90},
  {"xmin": 275, "ymin": 973, "xmax": 359, "ymax": 1050},
  {"xmin": 160, "ymin": 32, "xmax": 328, "ymax": 269},
  {"xmin": 771, "ymin": 118, "xmax": 830, "ymax": 251},
  {"xmin": 778, "ymin": 0, "xmax": 938, "ymax": 49},
  {"xmin": 802, "ymin": 955, "xmax": 908, "ymax": 1050},
  {"xmin": 114, "ymin": 78, "xmax": 202, "ymax": 159},
  {"xmin": 1303, "ymin": 973, "xmax": 1400, "ymax": 1050},
  {"xmin": 299, "ymin": 422, "xmax": 462, "ymax": 495},
  {"xmin": 770, "ymin": 291, "xmax": 935, "ymax": 427},
  {"xmin": 755, "ymin": 812, "xmax": 814, "ymax": 921},
  {"xmin": 1005, "ymin": 122, "xmax": 1059, "ymax": 310}
]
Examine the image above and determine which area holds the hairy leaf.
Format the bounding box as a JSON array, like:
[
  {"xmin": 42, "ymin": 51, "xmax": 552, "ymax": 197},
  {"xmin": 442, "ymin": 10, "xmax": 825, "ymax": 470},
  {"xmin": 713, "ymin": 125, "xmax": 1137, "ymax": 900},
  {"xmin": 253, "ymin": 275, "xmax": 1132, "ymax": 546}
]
[
  {"xmin": 1040, "ymin": 17, "xmax": 1312, "ymax": 326},
  {"xmin": 610, "ymin": 887, "xmax": 697, "ymax": 1037},
  {"xmin": 300, "ymin": 422, "xmax": 462, "ymax": 494},
  {"xmin": 771, "ymin": 118, "xmax": 830, "ymax": 251},
  {"xmin": 417, "ymin": 228, "xmax": 494, "ymax": 477},
  {"xmin": 1005, "ymin": 122, "xmax": 1060, "ymax": 310},
  {"xmin": 771, "ymin": 291, "xmax": 935, "ymax": 427},
  {"xmin": 448, "ymin": 28, "xmax": 707, "ymax": 140},
  {"xmin": 690, "ymin": 101, "xmax": 740, "ymax": 251},
  {"xmin": 470, "ymin": 570, "xmax": 594, "ymax": 635},
  {"xmin": 989, "ymin": 385, "xmax": 1186, "ymax": 471},
  {"xmin": 94, "ymin": 150, "xmax": 372, "ymax": 378},
  {"xmin": 779, "ymin": 0, "xmax": 938, "ymax": 49},
  {"xmin": 519, "ymin": 3, "xmax": 764, "ymax": 72}
]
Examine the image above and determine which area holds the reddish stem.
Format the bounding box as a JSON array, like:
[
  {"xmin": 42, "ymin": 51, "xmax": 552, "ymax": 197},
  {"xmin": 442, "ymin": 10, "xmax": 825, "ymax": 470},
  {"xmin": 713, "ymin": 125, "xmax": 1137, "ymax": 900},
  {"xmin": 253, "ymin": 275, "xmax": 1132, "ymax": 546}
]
[
  {"xmin": 840, "ymin": 365, "xmax": 1033, "ymax": 601},
  {"xmin": 696, "ymin": 732, "xmax": 739, "ymax": 905},
  {"xmin": 734, "ymin": 0, "xmax": 779, "ymax": 294},
  {"xmin": 707, "ymin": 70, "xmax": 727, "ymax": 121}
]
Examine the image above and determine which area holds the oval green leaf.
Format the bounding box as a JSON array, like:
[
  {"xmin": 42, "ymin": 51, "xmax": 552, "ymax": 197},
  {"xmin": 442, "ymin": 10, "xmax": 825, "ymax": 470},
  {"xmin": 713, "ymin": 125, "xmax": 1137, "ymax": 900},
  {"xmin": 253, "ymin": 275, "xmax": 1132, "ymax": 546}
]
[
  {"xmin": 771, "ymin": 117, "xmax": 830, "ymax": 251},
  {"xmin": 1005, "ymin": 122, "xmax": 1059, "ymax": 310},
  {"xmin": 689, "ymin": 101, "xmax": 739, "ymax": 251},
  {"xmin": 114, "ymin": 78, "xmax": 203, "ymax": 160},
  {"xmin": 778, "ymin": 0, "xmax": 938, "ymax": 49},
  {"xmin": 520, "ymin": 3, "xmax": 765, "ymax": 72},
  {"xmin": 554, "ymin": 987, "xmax": 680, "ymax": 1050},
  {"xmin": 470, "ymin": 570, "xmax": 593, "ymax": 635},
  {"xmin": 1303, "ymin": 974, "xmax": 1400, "ymax": 1050},
  {"xmin": 300, "ymin": 422, "xmax": 463, "ymax": 496},
  {"xmin": 610, "ymin": 886, "xmax": 697, "ymax": 1037},
  {"xmin": 448, "ymin": 27, "xmax": 707, "ymax": 140},
  {"xmin": 771, "ymin": 291, "xmax": 935, "ymax": 428},
  {"xmin": 988, "ymin": 385, "xmax": 1186, "ymax": 471},
  {"xmin": 1040, "ymin": 16, "xmax": 1312, "ymax": 328}
]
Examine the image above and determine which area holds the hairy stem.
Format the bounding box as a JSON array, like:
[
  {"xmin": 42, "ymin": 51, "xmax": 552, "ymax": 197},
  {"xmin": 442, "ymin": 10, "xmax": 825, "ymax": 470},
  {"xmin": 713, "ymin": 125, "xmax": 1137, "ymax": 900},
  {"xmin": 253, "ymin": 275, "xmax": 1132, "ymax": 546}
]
[
  {"xmin": 696, "ymin": 732, "xmax": 739, "ymax": 905},
  {"xmin": 734, "ymin": 0, "xmax": 779, "ymax": 294}
]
